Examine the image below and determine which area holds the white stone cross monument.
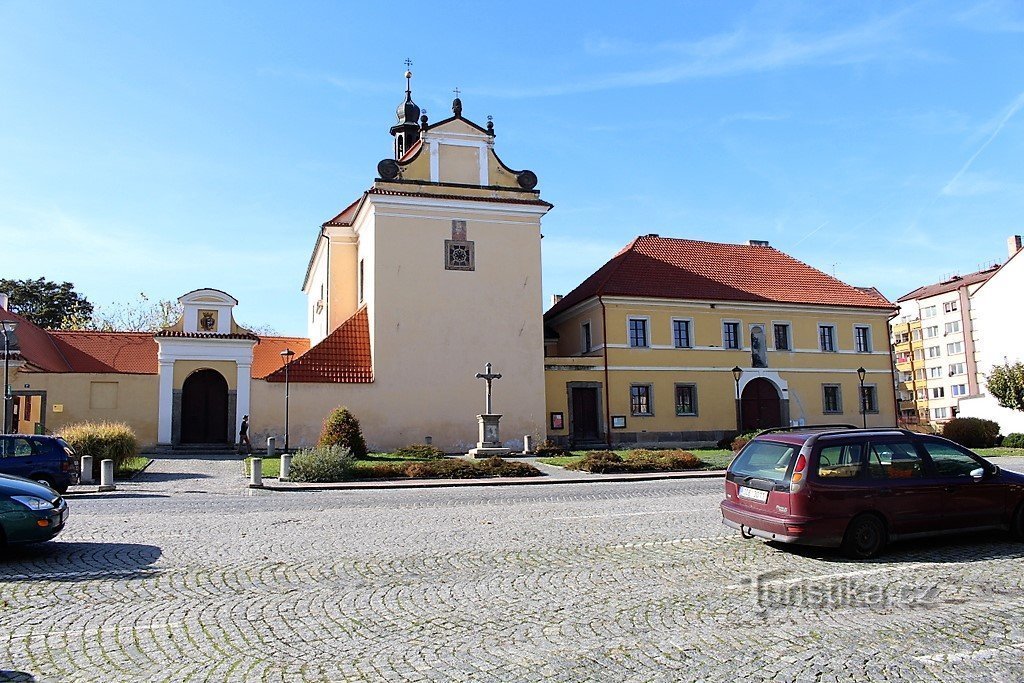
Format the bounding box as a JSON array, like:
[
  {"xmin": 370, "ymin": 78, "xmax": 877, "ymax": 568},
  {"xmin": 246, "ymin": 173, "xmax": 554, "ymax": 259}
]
[{"xmin": 468, "ymin": 362, "xmax": 512, "ymax": 458}]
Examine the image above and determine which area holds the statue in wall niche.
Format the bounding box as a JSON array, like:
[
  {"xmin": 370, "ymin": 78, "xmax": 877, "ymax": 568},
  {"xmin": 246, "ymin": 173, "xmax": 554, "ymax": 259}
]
[{"xmin": 751, "ymin": 325, "xmax": 768, "ymax": 368}]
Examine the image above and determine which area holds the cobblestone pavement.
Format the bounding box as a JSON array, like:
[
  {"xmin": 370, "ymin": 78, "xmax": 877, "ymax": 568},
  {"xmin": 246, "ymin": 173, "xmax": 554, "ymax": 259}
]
[{"xmin": 2, "ymin": 456, "xmax": 1024, "ymax": 682}]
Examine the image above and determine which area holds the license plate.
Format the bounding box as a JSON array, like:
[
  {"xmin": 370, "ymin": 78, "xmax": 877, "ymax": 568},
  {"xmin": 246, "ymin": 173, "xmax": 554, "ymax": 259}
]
[
  {"xmin": 60, "ymin": 509, "xmax": 68, "ymax": 524},
  {"xmin": 738, "ymin": 486, "xmax": 769, "ymax": 503}
]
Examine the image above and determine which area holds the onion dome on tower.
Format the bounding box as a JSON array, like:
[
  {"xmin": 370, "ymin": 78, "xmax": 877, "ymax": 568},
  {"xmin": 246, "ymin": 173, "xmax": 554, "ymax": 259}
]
[{"xmin": 389, "ymin": 68, "xmax": 421, "ymax": 160}]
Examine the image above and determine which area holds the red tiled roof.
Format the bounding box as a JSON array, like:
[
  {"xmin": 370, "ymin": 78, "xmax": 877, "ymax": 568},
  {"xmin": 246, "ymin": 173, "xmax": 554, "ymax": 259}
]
[
  {"xmin": 896, "ymin": 265, "xmax": 1000, "ymax": 302},
  {"xmin": 323, "ymin": 196, "xmax": 363, "ymax": 227},
  {"xmin": 546, "ymin": 235, "xmax": 895, "ymax": 319},
  {"xmin": 252, "ymin": 336, "xmax": 311, "ymax": 378},
  {"xmin": 263, "ymin": 308, "xmax": 372, "ymax": 383},
  {"xmin": 0, "ymin": 308, "xmax": 71, "ymax": 372},
  {"xmin": 50, "ymin": 331, "xmax": 158, "ymax": 374}
]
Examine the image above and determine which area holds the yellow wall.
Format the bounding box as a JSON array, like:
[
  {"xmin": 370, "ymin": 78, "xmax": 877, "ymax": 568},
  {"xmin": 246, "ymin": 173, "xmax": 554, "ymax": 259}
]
[
  {"xmin": 545, "ymin": 298, "xmax": 897, "ymax": 444},
  {"xmin": 439, "ymin": 144, "xmax": 479, "ymax": 185},
  {"xmin": 172, "ymin": 360, "xmax": 237, "ymax": 390},
  {"xmin": 14, "ymin": 367, "xmax": 160, "ymax": 446}
]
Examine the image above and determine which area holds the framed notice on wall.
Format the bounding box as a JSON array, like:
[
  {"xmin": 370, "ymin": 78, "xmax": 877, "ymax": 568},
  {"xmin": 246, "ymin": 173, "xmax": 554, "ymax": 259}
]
[
  {"xmin": 611, "ymin": 415, "xmax": 626, "ymax": 429},
  {"xmin": 550, "ymin": 412, "xmax": 564, "ymax": 430}
]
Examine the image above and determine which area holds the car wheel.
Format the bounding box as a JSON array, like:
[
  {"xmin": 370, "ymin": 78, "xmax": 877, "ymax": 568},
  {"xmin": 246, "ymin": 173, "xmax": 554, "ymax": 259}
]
[
  {"xmin": 842, "ymin": 514, "xmax": 887, "ymax": 559},
  {"xmin": 1012, "ymin": 503, "xmax": 1024, "ymax": 542}
]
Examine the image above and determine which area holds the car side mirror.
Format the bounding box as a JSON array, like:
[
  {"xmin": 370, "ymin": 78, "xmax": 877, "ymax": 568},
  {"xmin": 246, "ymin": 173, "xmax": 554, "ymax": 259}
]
[{"xmin": 970, "ymin": 467, "xmax": 985, "ymax": 482}]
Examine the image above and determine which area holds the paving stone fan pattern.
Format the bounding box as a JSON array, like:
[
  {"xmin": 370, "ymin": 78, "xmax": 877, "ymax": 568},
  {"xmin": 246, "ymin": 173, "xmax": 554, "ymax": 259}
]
[{"xmin": 1, "ymin": 456, "xmax": 1023, "ymax": 682}]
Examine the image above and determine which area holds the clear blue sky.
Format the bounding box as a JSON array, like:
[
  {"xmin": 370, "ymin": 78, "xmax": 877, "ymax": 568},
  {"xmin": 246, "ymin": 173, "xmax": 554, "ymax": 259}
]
[{"xmin": 2, "ymin": 1, "xmax": 1023, "ymax": 335}]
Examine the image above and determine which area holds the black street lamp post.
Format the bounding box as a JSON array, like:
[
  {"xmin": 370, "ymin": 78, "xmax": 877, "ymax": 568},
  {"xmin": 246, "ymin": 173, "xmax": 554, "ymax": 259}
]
[
  {"xmin": 1, "ymin": 320, "xmax": 16, "ymax": 435},
  {"xmin": 857, "ymin": 366, "xmax": 867, "ymax": 428},
  {"xmin": 732, "ymin": 366, "xmax": 743, "ymax": 433},
  {"xmin": 281, "ymin": 348, "xmax": 295, "ymax": 452}
]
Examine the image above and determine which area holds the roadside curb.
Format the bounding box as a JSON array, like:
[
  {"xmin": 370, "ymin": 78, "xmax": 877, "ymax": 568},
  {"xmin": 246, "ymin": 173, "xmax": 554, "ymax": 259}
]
[{"xmin": 257, "ymin": 468, "xmax": 727, "ymax": 491}]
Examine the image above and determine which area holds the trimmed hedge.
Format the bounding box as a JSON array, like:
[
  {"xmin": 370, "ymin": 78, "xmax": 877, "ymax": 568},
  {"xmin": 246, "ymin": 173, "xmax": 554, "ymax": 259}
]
[
  {"xmin": 568, "ymin": 449, "xmax": 703, "ymax": 474},
  {"xmin": 317, "ymin": 407, "xmax": 367, "ymax": 459},
  {"xmin": 392, "ymin": 443, "xmax": 445, "ymax": 460},
  {"xmin": 59, "ymin": 421, "xmax": 139, "ymax": 479},
  {"xmin": 534, "ymin": 440, "xmax": 569, "ymax": 457},
  {"xmin": 289, "ymin": 445, "xmax": 354, "ymax": 483},
  {"xmin": 353, "ymin": 456, "xmax": 540, "ymax": 480},
  {"xmin": 941, "ymin": 417, "xmax": 1000, "ymax": 449}
]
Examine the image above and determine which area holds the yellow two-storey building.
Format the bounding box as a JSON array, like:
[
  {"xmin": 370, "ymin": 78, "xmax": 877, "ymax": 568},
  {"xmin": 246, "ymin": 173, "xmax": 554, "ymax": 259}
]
[{"xmin": 543, "ymin": 235, "xmax": 898, "ymax": 447}]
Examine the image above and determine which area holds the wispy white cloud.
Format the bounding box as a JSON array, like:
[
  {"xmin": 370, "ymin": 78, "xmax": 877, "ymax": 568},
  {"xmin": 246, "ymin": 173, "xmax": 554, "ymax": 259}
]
[
  {"xmin": 941, "ymin": 90, "xmax": 1024, "ymax": 195},
  {"xmin": 941, "ymin": 171, "xmax": 1017, "ymax": 196},
  {"xmin": 953, "ymin": 0, "xmax": 1024, "ymax": 32},
  {"xmin": 478, "ymin": 9, "xmax": 919, "ymax": 98}
]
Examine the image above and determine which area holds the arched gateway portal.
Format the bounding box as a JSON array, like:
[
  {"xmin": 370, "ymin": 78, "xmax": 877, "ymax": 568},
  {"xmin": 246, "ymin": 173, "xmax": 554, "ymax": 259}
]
[
  {"xmin": 180, "ymin": 369, "xmax": 229, "ymax": 444},
  {"xmin": 741, "ymin": 377, "xmax": 783, "ymax": 432}
]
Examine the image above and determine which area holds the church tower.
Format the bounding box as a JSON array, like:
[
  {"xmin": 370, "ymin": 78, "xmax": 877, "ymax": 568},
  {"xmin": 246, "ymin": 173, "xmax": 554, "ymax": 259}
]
[
  {"xmin": 299, "ymin": 70, "xmax": 552, "ymax": 451},
  {"xmin": 388, "ymin": 68, "xmax": 421, "ymax": 160}
]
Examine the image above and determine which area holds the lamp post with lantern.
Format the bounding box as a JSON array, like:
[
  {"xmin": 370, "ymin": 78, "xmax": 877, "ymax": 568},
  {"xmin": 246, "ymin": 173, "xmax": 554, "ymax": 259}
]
[
  {"xmin": 857, "ymin": 366, "xmax": 867, "ymax": 428},
  {"xmin": 732, "ymin": 366, "xmax": 744, "ymax": 434},
  {"xmin": 1, "ymin": 320, "xmax": 16, "ymax": 435},
  {"xmin": 281, "ymin": 348, "xmax": 295, "ymax": 452}
]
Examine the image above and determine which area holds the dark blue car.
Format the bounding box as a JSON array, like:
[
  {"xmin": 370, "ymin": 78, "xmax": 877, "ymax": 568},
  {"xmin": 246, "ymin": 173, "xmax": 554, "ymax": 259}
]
[{"xmin": 0, "ymin": 435, "xmax": 80, "ymax": 493}]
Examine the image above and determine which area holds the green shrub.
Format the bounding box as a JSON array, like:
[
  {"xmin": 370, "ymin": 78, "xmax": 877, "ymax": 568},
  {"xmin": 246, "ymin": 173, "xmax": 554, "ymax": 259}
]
[
  {"xmin": 942, "ymin": 417, "xmax": 1001, "ymax": 449},
  {"xmin": 60, "ymin": 421, "xmax": 139, "ymax": 479},
  {"xmin": 731, "ymin": 431, "xmax": 759, "ymax": 452},
  {"xmin": 289, "ymin": 445, "xmax": 354, "ymax": 483},
  {"xmin": 317, "ymin": 407, "xmax": 367, "ymax": 459},
  {"xmin": 1002, "ymin": 433, "xmax": 1024, "ymax": 449},
  {"xmin": 393, "ymin": 443, "xmax": 445, "ymax": 460},
  {"xmin": 534, "ymin": 439, "xmax": 569, "ymax": 457}
]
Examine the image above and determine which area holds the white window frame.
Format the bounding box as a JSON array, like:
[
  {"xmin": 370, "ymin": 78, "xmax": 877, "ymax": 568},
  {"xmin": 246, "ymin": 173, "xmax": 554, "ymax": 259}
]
[
  {"xmin": 722, "ymin": 319, "xmax": 742, "ymax": 350},
  {"xmin": 946, "ymin": 341, "xmax": 963, "ymax": 355},
  {"xmin": 771, "ymin": 320, "xmax": 792, "ymax": 351},
  {"xmin": 853, "ymin": 324, "xmax": 873, "ymax": 353},
  {"xmin": 924, "ymin": 326, "xmax": 939, "ymax": 339},
  {"xmin": 630, "ymin": 383, "xmax": 654, "ymax": 416},
  {"xmin": 627, "ymin": 316, "xmax": 651, "ymax": 349},
  {"xmin": 818, "ymin": 323, "xmax": 838, "ymax": 353},
  {"xmin": 580, "ymin": 320, "xmax": 592, "ymax": 354},
  {"xmin": 671, "ymin": 317, "xmax": 694, "ymax": 349}
]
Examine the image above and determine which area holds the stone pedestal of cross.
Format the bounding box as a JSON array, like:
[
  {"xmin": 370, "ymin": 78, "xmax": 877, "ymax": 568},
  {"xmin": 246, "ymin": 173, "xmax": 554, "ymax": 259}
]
[{"xmin": 468, "ymin": 362, "xmax": 513, "ymax": 458}]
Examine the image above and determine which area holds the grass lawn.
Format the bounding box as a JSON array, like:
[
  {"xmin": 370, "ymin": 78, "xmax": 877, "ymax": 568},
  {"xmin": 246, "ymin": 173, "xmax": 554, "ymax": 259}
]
[
  {"xmin": 538, "ymin": 448, "xmax": 736, "ymax": 472},
  {"xmin": 116, "ymin": 456, "xmax": 152, "ymax": 479},
  {"xmin": 977, "ymin": 447, "xmax": 1024, "ymax": 457}
]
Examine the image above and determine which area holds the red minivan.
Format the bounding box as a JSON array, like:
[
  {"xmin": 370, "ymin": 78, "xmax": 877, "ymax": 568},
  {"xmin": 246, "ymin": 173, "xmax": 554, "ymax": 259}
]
[{"xmin": 721, "ymin": 427, "xmax": 1024, "ymax": 558}]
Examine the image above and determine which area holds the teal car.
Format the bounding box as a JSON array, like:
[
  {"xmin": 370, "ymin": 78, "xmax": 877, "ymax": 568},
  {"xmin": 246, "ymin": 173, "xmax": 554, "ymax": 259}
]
[{"xmin": 0, "ymin": 473, "xmax": 69, "ymax": 546}]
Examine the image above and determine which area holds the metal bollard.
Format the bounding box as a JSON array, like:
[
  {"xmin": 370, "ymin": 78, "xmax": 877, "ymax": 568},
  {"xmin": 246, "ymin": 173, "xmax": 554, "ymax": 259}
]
[
  {"xmin": 250, "ymin": 457, "xmax": 263, "ymax": 488},
  {"xmin": 267, "ymin": 436, "xmax": 276, "ymax": 458},
  {"xmin": 522, "ymin": 435, "xmax": 533, "ymax": 455},
  {"xmin": 80, "ymin": 455, "xmax": 94, "ymax": 484},
  {"xmin": 280, "ymin": 453, "xmax": 292, "ymax": 481},
  {"xmin": 424, "ymin": 436, "xmax": 432, "ymax": 446},
  {"xmin": 98, "ymin": 459, "xmax": 116, "ymax": 492}
]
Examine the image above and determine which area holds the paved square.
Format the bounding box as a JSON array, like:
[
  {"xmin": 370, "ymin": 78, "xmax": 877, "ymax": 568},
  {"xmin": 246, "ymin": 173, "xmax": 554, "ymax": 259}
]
[{"xmin": 1, "ymin": 457, "xmax": 1023, "ymax": 682}]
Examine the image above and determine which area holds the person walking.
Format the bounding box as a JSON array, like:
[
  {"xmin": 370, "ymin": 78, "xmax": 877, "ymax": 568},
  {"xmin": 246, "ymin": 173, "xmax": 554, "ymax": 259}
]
[{"xmin": 239, "ymin": 415, "xmax": 252, "ymax": 455}]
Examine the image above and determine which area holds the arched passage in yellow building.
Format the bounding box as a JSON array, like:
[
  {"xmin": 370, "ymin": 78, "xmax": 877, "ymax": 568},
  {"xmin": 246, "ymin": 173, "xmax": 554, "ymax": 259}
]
[
  {"xmin": 180, "ymin": 369, "xmax": 229, "ymax": 444},
  {"xmin": 741, "ymin": 378, "xmax": 783, "ymax": 432}
]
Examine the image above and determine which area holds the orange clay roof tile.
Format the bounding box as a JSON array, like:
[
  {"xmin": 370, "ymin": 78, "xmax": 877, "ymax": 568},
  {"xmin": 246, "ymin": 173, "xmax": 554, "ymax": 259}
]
[{"xmin": 546, "ymin": 235, "xmax": 894, "ymax": 319}]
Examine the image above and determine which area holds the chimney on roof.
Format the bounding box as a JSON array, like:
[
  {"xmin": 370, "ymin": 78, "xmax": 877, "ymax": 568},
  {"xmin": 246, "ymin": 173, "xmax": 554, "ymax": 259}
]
[
  {"xmin": 749, "ymin": 240, "xmax": 770, "ymax": 247},
  {"xmin": 1008, "ymin": 235, "xmax": 1022, "ymax": 259},
  {"xmin": 551, "ymin": 294, "xmax": 563, "ymax": 307},
  {"xmin": 0, "ymin": 293, "xmax": 8, "ymax": 311}
]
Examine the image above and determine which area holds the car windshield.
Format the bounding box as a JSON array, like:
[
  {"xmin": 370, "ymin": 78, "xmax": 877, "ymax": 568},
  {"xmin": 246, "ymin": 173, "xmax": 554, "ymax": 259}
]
[{"xmin": 731, "ymin": 440, "xmax": 798, "ymax": 483}]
